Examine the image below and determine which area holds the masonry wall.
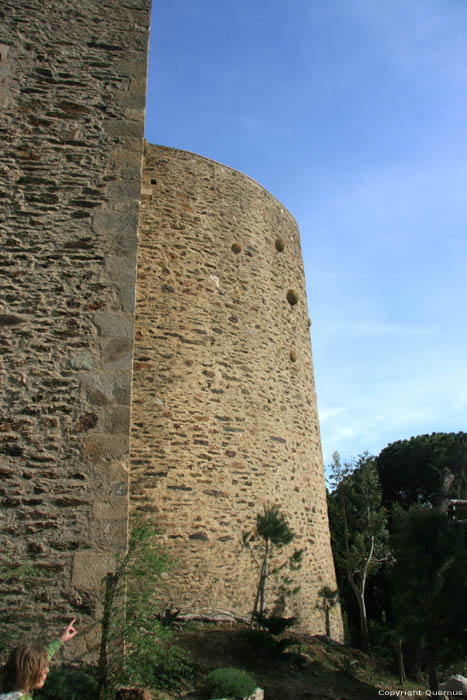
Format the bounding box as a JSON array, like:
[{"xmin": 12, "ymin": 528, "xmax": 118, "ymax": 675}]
[
  {"xmin": 0, "ymin": 0, "xmax": 151, "ymax": 657},
  {"xmin": 131, "ymin": 144, "xmax": 342, "ymax": 637}
]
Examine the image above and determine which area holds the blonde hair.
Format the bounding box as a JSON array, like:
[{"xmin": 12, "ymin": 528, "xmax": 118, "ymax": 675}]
[{"xmin": 4, "ymin": 644, "xmax": 48, "ymax": 694}]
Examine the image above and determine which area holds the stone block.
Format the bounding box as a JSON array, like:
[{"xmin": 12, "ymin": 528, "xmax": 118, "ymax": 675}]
[
  {"xmin": 71, "ymin": 350, "xmax": 96, "ymax": 370},
  {"xmin": 118, "ymin": 282, "xmax": 136, "ymax": 312},
  {"xmin": 93, "ymin": 209, "xmax": 139, "ymax": 238},
  {"xmin": 93, "ymin": 498, "xmax": 128, "ymax": 521},
  {"xmin": 84, "ymin": 434, "xmax": 129, "ymax": 463},
  {"xmin": 107, "ymin": 180, "xmax": 142, "ymax": 200},
  {"xmin": 104, "ymin": 118, "xmax": 144, "ymax": 138},
  {"xmin": 104, "ymin": 255, "xmax": 137, "ymax": 284},
  {"xmin": 72, "ymin": 550, "xmax": 116, "ymax": 591},
  {"xmin": 93, "ymin": 312, "xmax": 134, "ymax": 338},
  {"xmin": 114, "ymin": 90, "xmax": 147, "ymax": 109},
  {"xmin": 101, "ymin": 404, "xmax": 131, "ymax": 435}
]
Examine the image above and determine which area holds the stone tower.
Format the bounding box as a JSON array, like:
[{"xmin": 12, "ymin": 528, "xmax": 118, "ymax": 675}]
[
  {"xmin": 0, "ymin": 0, "xmax": 151, "ymax": 658},
  {"xmin": 0, "ymin": 1, "xmax": 342, "ymax": 657},
  {"xmin": 130, "ymin": 144, "xmax": 340, "ymax": 635}
]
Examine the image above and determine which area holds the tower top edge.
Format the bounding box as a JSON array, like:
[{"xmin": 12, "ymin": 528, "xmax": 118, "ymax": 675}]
[{"xmin": 144, "ymin": 141, "xmax": 298, "ymax": 226}]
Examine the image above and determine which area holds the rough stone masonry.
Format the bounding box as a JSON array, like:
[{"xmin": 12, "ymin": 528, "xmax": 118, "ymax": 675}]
[
  {"xmin": 131, "ymin": 144, "xmax": 341, "ymax": 636},
  {"xmin": 0, "ymin": 0, "xmax": 151, "ymax": 658},
  {"xmin": 0, "ymin": 1, "xmax": 342, "ymax": 658}
]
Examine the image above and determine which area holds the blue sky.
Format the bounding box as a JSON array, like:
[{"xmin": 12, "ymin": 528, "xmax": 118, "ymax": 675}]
[{"xmin": 145, "ymin": 1, "xmax": 467, "ymax": 466}]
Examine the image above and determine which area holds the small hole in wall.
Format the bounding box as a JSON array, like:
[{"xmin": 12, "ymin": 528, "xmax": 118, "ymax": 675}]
[
  {"xmin": 150, "ymin": 178, "xmax": 157, "ymax": 184},
  {"xmin": 287, "ymin": 289, "xmax": 299, "ymax": 306},
  {"xmin": 290, "ymin": 350, "xmax": 297, "ymax": 362},
  {"xmin": 231, "ymin": 242, "xmax": 242, "ymax": 253},
  {"xmin": 275, "ymin": 238, "xmax": 285, "ymax": 252}
]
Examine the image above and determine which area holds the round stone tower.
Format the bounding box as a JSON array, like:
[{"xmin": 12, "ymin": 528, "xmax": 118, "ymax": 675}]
[{"xmin": 130, "ymin": 143, "xmax": 341, "ymax": 637}]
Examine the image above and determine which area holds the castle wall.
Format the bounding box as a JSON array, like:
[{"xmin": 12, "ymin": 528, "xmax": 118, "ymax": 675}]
[
  {"xmin": 0, "ymin": 0, "xmax": 151, "ymax": 656},
  {"xmin": 131, "ymin": 144, "xmax": 341, "ymax": 636}
]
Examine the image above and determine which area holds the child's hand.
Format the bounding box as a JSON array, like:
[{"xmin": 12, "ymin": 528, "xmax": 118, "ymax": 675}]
[{"xmin": 59, "ymin": 618, "xmax": 78, "ymax": 643}]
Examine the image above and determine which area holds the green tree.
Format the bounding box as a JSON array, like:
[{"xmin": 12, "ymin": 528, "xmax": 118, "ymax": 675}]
[
  {"xmin": 242, "ymin": 506, "xmax": 303, "ymax": 625},
  {"xmin": 315, "ymin": 585, "xmax": 339, "ymax": 638},
  {"xmin": 327, "ymin": 452, "xmax": 389, "ymax": 651},
  {"xmin": 376, "ymin": 432, "xmax": 467, "ymax": 512},
  {"xmin": 98, "ymin": 519, "xmax": 191, "ymax": 699},
  {"xmin": 391, "ymin": 504, "xmax": 467, "ymax": 693}
]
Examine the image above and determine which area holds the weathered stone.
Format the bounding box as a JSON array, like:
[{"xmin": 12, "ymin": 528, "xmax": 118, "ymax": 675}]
[
  {"xmin": 84, "ymin": 435, "xmax": 129, "ymax": 463},
  {"xmin": 72, "ymin": 550, "xmax": 116, "ymax": 591},
  {"xmin": 93, "ymin": 499, "xmax": 128, "ymax": 521},
  {"xmin": 104, "ymin": 118, "xmax": 145, "ymax": 139},
  {"xmin": 71, "ymin": 350, "xmax": 96, "ymax": 370},
  {"xmin": 93, "ymin": 312, "xmax": 134, "ymax": 339},
  {"xmin": 105, "ymin": 255, "xmax": 138, "ymax": 283},
  {"xmin": 129, "ymin": 145, "xmax": 342, "ymax": 638},
  {"xmin": 93, "ymin": 210, "xmax": 140, "ymax": 238},
  {"xmin": 0, "ymin": 0, "xmax": 342, "ymax": 657}
]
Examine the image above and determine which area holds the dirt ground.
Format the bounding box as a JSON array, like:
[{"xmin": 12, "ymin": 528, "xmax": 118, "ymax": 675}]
[{"xmin": 161, "ymin": 623, "xmax": 426, "ymax": 700}]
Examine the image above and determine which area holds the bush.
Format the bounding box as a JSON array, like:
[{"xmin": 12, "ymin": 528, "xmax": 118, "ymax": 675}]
[
  {"xmin": 253, "ymin": 611, "xmax": 296, "ymax": 636},
  {"xmin": 35, "ymin": 669, "xmax": 97, "ymax": 700},
  {"xmin": 205, "ymin": 667, "xmax": 256, "ymax": 699},
  {"xmin": 98, "ymin": 519, "xmax": 193, "ymax": 697},
  {"xmin": 120, "ymin": 633, "xmax": 193, "ymax": 691}
]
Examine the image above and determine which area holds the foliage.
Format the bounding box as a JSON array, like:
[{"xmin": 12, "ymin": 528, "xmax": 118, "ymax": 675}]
[
  {"xmin": 315, "ymin": 585, "xmax": 339, "ymax": 637},
  {"xmin": 391, "ymin": 503, "xmax": 467, "ymax": 692},
  {"xmin": 204, "ymin": 667, "xmax": 256, "ymax": 699},
  {"xmin": 252, "ymin": 611, "xmax": 296, "ymax": 636},
  {"xmin": 242, "ymin": 506, "xmax": 303, "ymax": 625},
  {"xmin": 376, "ymin": 432, "xmax": 467, "ymax": 511},
  {"xmin": 327, "ymin": 452, "xmax": 389, "ymax": 651},
  {"xmin": 35, "ymin": 669, "xmax": 97, "ymax": 700},
  {"xmin": 98, "ymin": 519, "xmax": 192, "ymax": 698}
]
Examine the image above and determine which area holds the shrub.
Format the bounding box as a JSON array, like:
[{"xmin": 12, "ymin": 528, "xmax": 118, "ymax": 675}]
[
  {"xmin": 253, "ymin": 611, "xmax": 296, "ymax": 636},
  {"xmin": 205, "ymin": 667, "xmax": 256, "ymax": 699},
  {"xmin": 35, "ymin": 669, "xmax": 97, "ymax": 700},
  {"xmin": 98, "ymin": 519, "xmax": 192, "ymax": 697},
  {"xmin": 120, "ymin": 633, "xmax": 192, "ymax": 691}
]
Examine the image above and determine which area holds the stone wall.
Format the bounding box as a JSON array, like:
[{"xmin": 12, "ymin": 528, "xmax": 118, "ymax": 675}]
[
  {"xmin": 0, "ymin": 0, "xmax": 151, "ymax": 657},
  {"xmin": 130, "ymin": 144, "xmax": 342, "ymax": 637}
]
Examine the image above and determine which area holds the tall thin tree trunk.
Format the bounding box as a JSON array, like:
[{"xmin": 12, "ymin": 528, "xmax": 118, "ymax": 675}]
[
  {"xmin": 97, "ymin": 572, "xmax": 117, "ymax": 700},
  {"xmin": 397, "ymin": 638, "xmax": 406, "ymax": 685},
  {"xmin": 325, "ymin": 602, "xmax": 331, "ymax": 638},
  {"xmin": 258, "ymin": 538, "xmax": 269, "ymax": 618},
  {"xmin": 251, "ymin": 542, "xmax": 269, "ymax": 625},
  {"xmin": 349, "ymin": 536, "xmax": 374, "ymax": 651},
  {"xmin": 427, "ymin": 647, "xmax": 438, "ymax": 693}
]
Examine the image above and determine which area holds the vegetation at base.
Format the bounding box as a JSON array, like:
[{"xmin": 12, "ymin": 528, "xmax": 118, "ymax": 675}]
[
  {"xmin": 169, "ymin": 621, "xmax": 431, "ymax": 700},
  {"xmin": 391, "ymin": 504, "xmax": 467, "ymax": 691},
  {"xmin": 327, "ymin": 452, "xmax": 389, "ymax": 651},
  {"xmin": 204, "ymin": 667, "xmax": 256, "ymax": 699},
  {"xmin": 35, "ymin": 669, "xmax": 97, "ymax": 700},
  {"xmin": 315, "ymin": 585, "xmax": 339, "ymax": 638},
  {"xmin": 252, "ymin": 611, "xmax": 296, "ymax": 637},
  {"xmin": 242, "ymin": 506, "xmax": 302, "ymax": 626},
  {"xmin": 97, "ymin": 519, "xmax": 192, "ymax": 698},
  {"xmin": 327, "ymin": 431, "xmax": 467, "ymax": 691}
]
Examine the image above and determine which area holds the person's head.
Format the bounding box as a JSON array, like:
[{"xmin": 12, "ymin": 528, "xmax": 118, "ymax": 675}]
[{"xmin": 4, "ymin": 644, "xmax": 49, "ymax": 693}]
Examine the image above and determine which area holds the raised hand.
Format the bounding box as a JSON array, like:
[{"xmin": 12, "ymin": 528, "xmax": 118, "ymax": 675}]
[{"xmin": 59, "ymin": 618, "xmax": 78, "ymax": 643}]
